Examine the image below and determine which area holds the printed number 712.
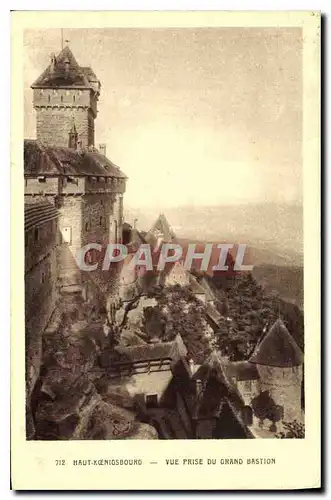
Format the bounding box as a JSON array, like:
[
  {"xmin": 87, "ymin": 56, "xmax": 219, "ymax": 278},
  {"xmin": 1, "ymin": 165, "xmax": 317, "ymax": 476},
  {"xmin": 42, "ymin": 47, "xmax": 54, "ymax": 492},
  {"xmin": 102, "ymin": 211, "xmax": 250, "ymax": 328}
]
[{"xmin": 55, "ymin": 459, "xmax": 65, "ymax": 466}]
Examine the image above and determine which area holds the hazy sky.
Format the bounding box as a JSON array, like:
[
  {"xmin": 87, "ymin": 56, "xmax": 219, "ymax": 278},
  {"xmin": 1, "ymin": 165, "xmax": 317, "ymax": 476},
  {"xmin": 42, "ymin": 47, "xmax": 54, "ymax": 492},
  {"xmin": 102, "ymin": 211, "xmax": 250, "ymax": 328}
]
[{"xmin": 24, "ymin": 28, "xmax": 302, "ymax": 209}]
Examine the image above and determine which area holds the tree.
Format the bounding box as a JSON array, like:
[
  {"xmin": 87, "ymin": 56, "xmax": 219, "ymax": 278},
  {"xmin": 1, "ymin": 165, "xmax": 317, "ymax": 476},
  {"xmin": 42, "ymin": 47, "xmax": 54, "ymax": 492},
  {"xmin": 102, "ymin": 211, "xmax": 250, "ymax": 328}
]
[{"xmin": 276, "ymin": 420, "xmax": 305, "ymax": 438}]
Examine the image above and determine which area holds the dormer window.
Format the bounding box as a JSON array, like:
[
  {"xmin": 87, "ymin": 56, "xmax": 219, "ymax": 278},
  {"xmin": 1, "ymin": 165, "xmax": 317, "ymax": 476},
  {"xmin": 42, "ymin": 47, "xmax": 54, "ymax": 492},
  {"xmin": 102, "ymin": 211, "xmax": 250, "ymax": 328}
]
[
  {"xmin": 37, "ymin": 176, "xmax": 46, "ymax": 183},
  {"xmin": 67, "ymin": 176, "xmax": 76, "ymax": 184}
]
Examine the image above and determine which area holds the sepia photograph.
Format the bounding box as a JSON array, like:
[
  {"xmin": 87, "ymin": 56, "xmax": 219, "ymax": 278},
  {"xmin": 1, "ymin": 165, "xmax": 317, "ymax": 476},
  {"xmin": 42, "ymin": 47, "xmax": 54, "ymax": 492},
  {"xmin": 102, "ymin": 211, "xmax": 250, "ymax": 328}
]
[{"xmin": 23, "ymin": 26, "xmax": 306, "ymax": 442}]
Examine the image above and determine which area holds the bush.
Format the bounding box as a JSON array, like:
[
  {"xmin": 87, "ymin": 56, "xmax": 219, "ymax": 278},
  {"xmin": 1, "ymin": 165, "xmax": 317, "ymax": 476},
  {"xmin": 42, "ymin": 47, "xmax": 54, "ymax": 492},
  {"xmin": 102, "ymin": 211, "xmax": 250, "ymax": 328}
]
[{"xmin": 276, "ymin": 420, "xmax": 305, "ymax": 439}]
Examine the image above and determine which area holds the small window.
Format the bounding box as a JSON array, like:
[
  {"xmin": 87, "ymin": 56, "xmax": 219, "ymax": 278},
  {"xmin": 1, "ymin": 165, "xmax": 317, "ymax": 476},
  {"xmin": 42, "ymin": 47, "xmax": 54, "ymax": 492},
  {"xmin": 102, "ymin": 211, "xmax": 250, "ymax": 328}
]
[
  {"xmin": 73, "ymin": 95, "xmax": 76, "ymax": 103},
  {"xmin": 34, "ymin": 228, "xmax": 39, "ymax": 241},
  {"xmin": 67, "ymin": 176, "xmax": 76, "ymax": 184},
  {"xmin": 99, "ymin": 216, "xmax": 103, "ymax": 225},
  {"xmin": 38, "ymin": 176, "xmax": 46, "ymax": 183},
  {"xmin": 61, "ymin": 226, "xmax": 72, "ymax": 245},
  {"xmin": 85, "ymin": 222, "xmax": 89, "ymax": 232},
  {"xmin": 41, "ymin": 272, "xmax": 46, "ymax": 284},
  {"xmin": 145, "ymin": 394, "xmax": 158, "ymax": 409}
]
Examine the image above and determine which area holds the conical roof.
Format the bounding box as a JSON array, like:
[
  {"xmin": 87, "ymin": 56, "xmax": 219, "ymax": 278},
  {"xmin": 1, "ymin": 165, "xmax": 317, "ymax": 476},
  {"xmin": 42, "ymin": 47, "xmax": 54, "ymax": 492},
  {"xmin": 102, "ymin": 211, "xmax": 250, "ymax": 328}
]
[
  {"xmin": 249, "ymin": 318, "xmax": 303, "ymax": 367},
  {"xmin": 32, "ymin": 46, "xmax": 97, "ymax": 89}
]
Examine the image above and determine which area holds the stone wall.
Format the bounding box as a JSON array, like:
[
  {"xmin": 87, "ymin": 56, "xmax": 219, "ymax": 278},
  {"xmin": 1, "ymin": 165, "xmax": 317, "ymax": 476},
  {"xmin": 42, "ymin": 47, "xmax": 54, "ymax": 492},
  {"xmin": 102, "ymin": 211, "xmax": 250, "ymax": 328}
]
[
  {"xmin": 257, "ymin": 365, "xmax": 303, "ymax": 422},
  {"xmin": 25, "ymin": 216, "xmax": 58, "ymax": 439},
  {"xmin": 36, "ymin": 108, "xmax": 90, "ymax": 148},
  {"xmin": 25, "ymin": 250, "xmax": 58, "ymax": 394},
  {"xmin": 25, "ymin": 177, "xmax": 59, "ymax": 196}
]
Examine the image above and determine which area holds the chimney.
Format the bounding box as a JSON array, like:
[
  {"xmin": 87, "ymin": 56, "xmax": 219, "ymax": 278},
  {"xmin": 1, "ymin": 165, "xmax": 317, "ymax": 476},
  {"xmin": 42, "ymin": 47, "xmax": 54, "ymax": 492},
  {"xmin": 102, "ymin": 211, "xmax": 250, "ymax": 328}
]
[{"xmin": 99, "ymin": 143, "xmax": 107, "ymax": 156}]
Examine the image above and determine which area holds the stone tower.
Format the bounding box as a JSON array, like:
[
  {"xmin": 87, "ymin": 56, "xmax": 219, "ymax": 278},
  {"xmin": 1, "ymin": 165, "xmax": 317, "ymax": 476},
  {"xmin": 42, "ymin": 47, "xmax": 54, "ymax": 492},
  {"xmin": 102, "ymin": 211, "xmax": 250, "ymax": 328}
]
[
  {"xmin": 249, "ymin": 318, "xmax": 304, "ymax": 422},
  {"xmin": 25, "ymin": 44, "xmax": 127, "ymax": 299},
  {"xmin": 31, "ymin": 45, "xmax": 100, "ymax": 149}
]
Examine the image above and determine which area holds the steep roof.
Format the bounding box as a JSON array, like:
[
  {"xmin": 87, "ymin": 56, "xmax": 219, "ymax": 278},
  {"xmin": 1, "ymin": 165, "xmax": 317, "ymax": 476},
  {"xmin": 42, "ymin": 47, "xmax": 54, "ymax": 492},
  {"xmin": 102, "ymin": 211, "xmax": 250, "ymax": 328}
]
[
  {"xmin": 192, "ymin": 353, "xmax": 246, "ymax": 421},
  {"xmin": 216, "ymin": 398, "xmax": 253, "ymax": 438},
  {"xmin": 249, "ymin": 318, "xmax": 303, "ymax": 367},
  {"xmin": 31, "ymin": 46, "xmax": 98, "ymax": 89},
  {"xmin": 111, "ymin": 334, "xmax": 187, "ymax": 364},
  {"xmin": 24, "ymin": 140, "xmax": 126, "ymax": 178},
  {"xmin": 24, "ymin": 201, "xmax": 60, "ymax": 232},
  {"xmin": 145, "ymin": 213, "xmax": 176, "ymax": 245}
]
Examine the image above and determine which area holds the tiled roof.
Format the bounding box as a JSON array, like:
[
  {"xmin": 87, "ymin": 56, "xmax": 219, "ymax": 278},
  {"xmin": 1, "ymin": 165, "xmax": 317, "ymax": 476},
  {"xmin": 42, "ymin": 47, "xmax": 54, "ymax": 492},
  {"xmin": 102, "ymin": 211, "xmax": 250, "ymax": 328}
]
[
  {"xmin": 101, "ymin": 334, "xmax": 187, "ymax": 367},
  {"xmin": 249, "ymin": 318, "xmax": 303, "ymax": 368},
  {"xmin": 24, "ymin": 201, "xmax": 60, "ymax": 232},
  {"xmin": 24, "ymin": 140, "xmax": 126, "ymax": 178},
  {"xmin": 32, "ymin": 46, "xmax": 96, "ymax": 89}
]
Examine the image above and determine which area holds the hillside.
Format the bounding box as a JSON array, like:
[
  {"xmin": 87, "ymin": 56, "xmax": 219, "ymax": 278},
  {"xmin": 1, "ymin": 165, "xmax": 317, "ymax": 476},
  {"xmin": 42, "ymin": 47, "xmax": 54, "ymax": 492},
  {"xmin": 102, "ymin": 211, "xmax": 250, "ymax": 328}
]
[{"xmin": 252, "ymin": 264, "xmax": 303, "ymax": 309}]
